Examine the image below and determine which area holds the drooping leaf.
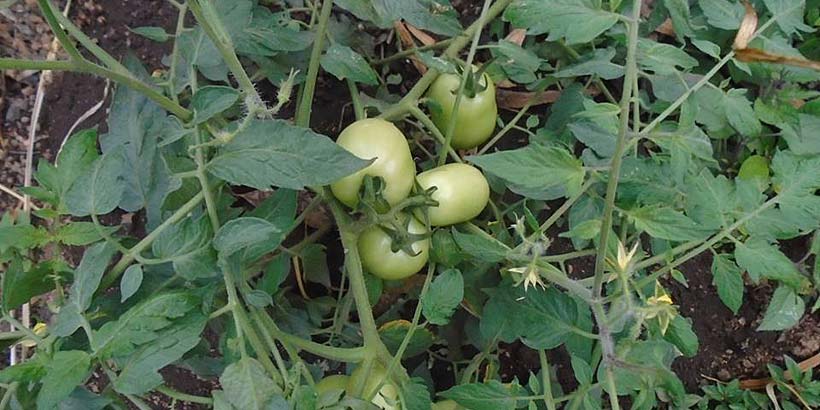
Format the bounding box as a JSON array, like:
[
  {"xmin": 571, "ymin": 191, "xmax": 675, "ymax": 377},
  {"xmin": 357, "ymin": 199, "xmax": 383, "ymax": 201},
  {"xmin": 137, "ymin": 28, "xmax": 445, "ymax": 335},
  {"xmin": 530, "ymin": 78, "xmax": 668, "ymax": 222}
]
[
  {"xmin": 320, "ymin": 43, "xmax": 379, "ymax": 86},
  {"xmin": 469, "ymin": 145, "xmax": 585, "ymax": 198},
  {"xmin": 504, "ymin": 0, "xmax": 620, "ymax": 44},
  {"xmin": 757, "ymin": 286, "xmax": 805, "ymax": 331},
  {"xmin": 36, "ymin": 351, "xmax": 91, "ymax": 410},
  {"xmin": 208, "ymin": 119, "xmax": 371, "ymax": 190},
  {"xmin": 422, "ymin": 269, "xmax": 464, "ymax": 325},
  {"xmin": 220, "ymin": 357, "xmax": 281, "ymax": 410},
  {"xmin": 711, "ymin": 254, "xmax": 744, "ymax": 314}
]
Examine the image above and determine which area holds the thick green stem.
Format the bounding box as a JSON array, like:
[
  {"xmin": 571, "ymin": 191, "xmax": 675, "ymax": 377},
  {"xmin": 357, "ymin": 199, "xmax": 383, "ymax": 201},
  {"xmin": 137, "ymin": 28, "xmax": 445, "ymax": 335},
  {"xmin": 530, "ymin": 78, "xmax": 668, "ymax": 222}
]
[
  {"xmin": 0, "ymin": 58, "xmax": 74, "ymax": 71},
  {"xmin": 295, "ymin": 0, "xmax": 334, "ymax": 127},
  {"xmin": 592, "ymin": 0, "xmax": 641, "ymax": 299},
  {"xmin": 255, "ymin": 311, "xmax": 365, "ymax": 363},
  {"xmin": 347, "ymin": 79, "xmax": 365, "ymax": 121},
  {"xmin": 373, "ymin": 39, "xmax": 454, "ymax": 65},
  {"xmin": 539, "ymin": 350, "xmax": 557, "ymax": 410}
]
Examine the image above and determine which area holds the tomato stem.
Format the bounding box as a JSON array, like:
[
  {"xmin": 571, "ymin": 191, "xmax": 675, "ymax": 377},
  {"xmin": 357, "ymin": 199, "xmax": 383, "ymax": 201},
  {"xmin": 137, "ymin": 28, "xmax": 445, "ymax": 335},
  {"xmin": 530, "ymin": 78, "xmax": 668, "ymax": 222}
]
[{"xmin": 295, "ymin": 0, "xmax": 335, "ymax": 127}]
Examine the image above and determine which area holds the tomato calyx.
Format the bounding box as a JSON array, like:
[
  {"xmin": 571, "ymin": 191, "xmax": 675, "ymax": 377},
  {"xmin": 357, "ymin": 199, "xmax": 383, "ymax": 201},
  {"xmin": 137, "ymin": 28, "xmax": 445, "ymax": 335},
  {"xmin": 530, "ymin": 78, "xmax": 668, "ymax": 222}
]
[
  {"xmin": 356, "ymin": 174, "xmax": 392, "ymax": 215},
  {"xmin": 455, "ymin": 59, "xmax": 494, "ymax": 98}
]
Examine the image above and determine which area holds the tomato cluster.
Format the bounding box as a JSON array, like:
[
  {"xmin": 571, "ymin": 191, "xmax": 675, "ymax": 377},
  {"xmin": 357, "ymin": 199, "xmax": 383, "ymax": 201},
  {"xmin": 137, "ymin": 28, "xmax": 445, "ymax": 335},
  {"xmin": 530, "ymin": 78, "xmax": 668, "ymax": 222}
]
[{"xmin": 331, "ymin": 112, "xmax": 492, "ymax": 282}]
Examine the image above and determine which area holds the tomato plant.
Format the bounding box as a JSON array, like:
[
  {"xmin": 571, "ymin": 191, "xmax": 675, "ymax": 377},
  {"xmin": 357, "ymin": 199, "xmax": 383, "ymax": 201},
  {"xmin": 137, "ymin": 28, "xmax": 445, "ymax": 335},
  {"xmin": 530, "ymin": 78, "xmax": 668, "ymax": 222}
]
[{"xmin": 0, "ymin": 0, "xmax": 818, "ymax": 409}]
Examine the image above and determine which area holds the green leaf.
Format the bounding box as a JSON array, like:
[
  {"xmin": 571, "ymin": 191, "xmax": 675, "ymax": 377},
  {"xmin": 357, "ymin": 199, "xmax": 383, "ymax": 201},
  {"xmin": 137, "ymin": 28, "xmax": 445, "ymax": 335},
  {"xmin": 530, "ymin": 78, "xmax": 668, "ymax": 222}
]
[
  {"xmin": 663, "ymin": 0, "xmax": 697, "ymax": 41},
  {"xmin": 191, "ymin": 86, "xmax": 240, "ymax": 125},
  {"xmin": 2, "ymin": 260, "xmax": 57, "ymax": 312},
  {"xmin": 320, "ymin": 43, "xmax": 379, "ymax": 86},
  {"xmin": 553, "ymin": 48, "xmax": 624, "ymax": 80},
  {"xmin": 92, "ymin": 291, "xmax": 200, "ymax": 357},
  {"xmin": 422, "ymin": 269, "xmax": 464, "ymax": 325},
  {"xmin": 0, "ymin": 224, "xmax": 50, "ymax": 252},
  {"xmin": 114, "ymin": 313, "xmax": 207, "ymax": 394},
  {"xmin": 724, "ymin": 89, "xmax": 762, "ymax": 136},
  {"xmin": 637, "ymin": 39, "xmax": 699, "ymax": 75},
  {"xmin": 48, "ymin": 129, "xmax": 99, "ymax": 206},
  {"xmin": 300, "ymin": 244, "xmax": 330, "ymax": 287},
  {"xmin": 54, "ymin": 222, "xmax": 118, "ymax": 246},
  {"xmin": 220, "ymin": 357, "xmax": 281, "ymax": 410},
  {"xmin": 570, "ymin": 355, "xmax": 593, "ymax": 385},
  {"xmin": 373, "ymin": 0, "xmax": 462, "ymax": 36},
  {"xmin": 699, "ymin": 0, "xmax": 744, "ymax": 29},
  {"xmin": 245, "ymin": 289, "xmax": 273, "ymax": 308},
  {"xmin": 213, "ymin": 217, "xmax": 281, "ymax": 258},
  {"xmin": 209, "ymin": 119, "xmax": 370, "ymax": 190},
  {"xmin": 771, "ymin": 152, "xmax": 820, "ymax": 229},
  {"xmin": 120, "ymin": 265, "xmax": 143, "ymax": 303},
  {"xmin": 734, "ymin": 238, "xmax": 808, "ymax": 289},
  {"xmin": 239, "ymin": 14, "xmax": 314, "ymax": 55},
  {"xmin": 401, "ymin": 378, "xmax": 433, "ymax": 410},
  {"xmin": 64, "ymin": 150, "xmax": 125, "ymax": 217},
  {"xmin": 757, "ymin": 286, "xmax": 805, "ymax": 331},
  {"xmin": 51, "ymin": 304, "xmax": 85, "ymax": 337},
  {"xmin": 441, "ymin": 380, "xmax": 519, "ymax": 410},
  {"xmin": 128, "ymin": 26, "xmax": 170, "ymax": 42},
  {"xmin": 451, "ymin": 229, "xmax": 509, "ymax": 263},
  {"xmin": 627, "ymin": 205, "xmax": 712, "ymax": 242},
  {"xmin": 711, "ymin": 254, "xmax": 744, "ymax": 314},
  {"xmin": 151, "ymin": 215, "xmax": 218, "ymax": 280},
  {"xmin": 492, "ymin": 40, "xmax": 542, "ymax": 84},
  {"xmin": 569, "ymin": 120, "xmax": 616, "ymax": 157},
  {"xmin": 663, "ymin": 316, "xmax": 699, "ymax": 357},
  {"xmin": 0, "ymin": 359, "xmax": 46, "ymax": 384},
  {"xmin": 481, "ymin": 285, "xmax": 582, "ymax": 349},
  {"xmin": 469, "ymin": 145, "xmax": 585, "ymax": 198},
  {"xmin": 36, "ymin": 351, "xmax": 90, "ymax": 410},
  {"xmin": 379, "ymin": 320, "xmax": 435, "ymax": 358},
  {"xmin": 684, "ymin": 171, "xmax": 735, "ymax": 230},
  {"xmin": 763, "ymin": 0, "xmax": 813, "ymax": 36},
  {"xmin": 504, "ymin": 0, "xmax": 620, "ymax": 45},
  {"xmin": 782, "ymin": 114, "xmax": 820, "ymax": 155},
  {"xmin": 102, "ymin": 55, "xmax": 179, "ymax": 228},
  {"xmin": 68, "ymin": 242, "xmax": 117, "ymax": 312}
]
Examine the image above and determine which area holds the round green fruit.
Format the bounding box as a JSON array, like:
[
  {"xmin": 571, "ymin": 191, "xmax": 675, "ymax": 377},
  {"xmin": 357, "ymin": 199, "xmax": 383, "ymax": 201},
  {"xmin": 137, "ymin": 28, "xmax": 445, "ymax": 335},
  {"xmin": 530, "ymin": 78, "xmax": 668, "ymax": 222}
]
[
  {"xmin": 359, "ymin": 216, "xmax": 430, "ymax": 280},
  {"xmin": 426, "ymin": 70, "xmax": 498, "ymax": 150},
  {"xmin": 417, "ymin": 163, "xmax": 490, "ymax": 226},
  {"xmin": 346, "ymin": 363, "xmax": 400, "ymax": 409}
]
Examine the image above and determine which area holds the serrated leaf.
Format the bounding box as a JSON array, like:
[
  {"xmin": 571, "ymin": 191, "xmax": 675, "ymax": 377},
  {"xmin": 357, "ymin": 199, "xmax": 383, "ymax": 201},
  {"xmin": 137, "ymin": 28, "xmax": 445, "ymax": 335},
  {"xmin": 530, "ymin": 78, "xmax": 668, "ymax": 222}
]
[
  {"xmin": 757, "ymin": 286, "xmax": 805, "ymax": 331},
  {"xmin": 49, "ymin": 129, "xmax": 99, "ymax": 205},
  {"xmin": 54, "ymin": 222, "xmax": 118, "ymax": 246},
  {"xmin": 209, "ymin": 119, "xmax": 370, "ymax": 190},
  {"xmin": 570, "ymin": 355, "xmax": 593, "ymax": 385},
  {"xmin": 213, "ymin": 217, "xmax": 281, "ymax": 258},
  {"xmin": 699, "ymin": 0, "xmax": 744, "ymax": 29},
  {"xmin": 684, "ymin": 171, "xmax": 735, "ymax": 230},
  {"xmin": 36, "ymin": 351, "xmax": 90, "ymax": 410},
  {"xmin": 373, "ymin": 0, "xmax": 462, "ymax": 36},
  {"xmin": 504, "ymin": 0, "xmax": 620, "ymax": 44},
  {"xmin": 763, "ymin": 0, "xmax": 814, "ymax": 36},
  {"xmin": 628, "ymin": 205, "xmax": 712, "ymax": 241},
  {"xmin": 735, "ymin": 238, "xmax": 807, "ymax": 289},
  {"xmin": 320, "ymin": 43, "xmax": 379, "ymax": 86},
  {"xmin": 120, "ymin": 265, "xmax": 143, "ymax": 303},
  {"xmin": 0, "ymin": 224, "xmax": 50, "ymax": 252},
  {"xmin": 68, "ymin": 242, "xmax": 117, "ymax": 312},
  {"xmin": 711, "ymin": 254, "xmax": 744, "ymax": 314},
  {"xmin": 553, "ymin": 48, "xmax": 624, "ymax": 80},
  {"xmin": 441, "ymin": 380, "xmax": 519, "ymax": 410},
  {"xmin": 64, "ymin": 150, "xmax": 125, "ymax": 217},
  {"xmin": 114, "ymin": 313, "xmax": 207, "ymax": 394},
  {"xmin": 379, "ymin": 320, "xmax": 435, "ymax": 358},
  {"xmin": 220, "ymin": 358, "xmax": 280, "ymax": 410},
  {"xmin": 637, "ymin": 39, "xmax": 698, "ymax": 75},
  {"xmin": 422, "ymin": 269, "xmax": 464, "ymax": 325},
  {"xmin": 469, "ymin": 145, "xmax": 585, "ymax": 198},
  {"xmin": 128, "ymin": 26, "xmax": 169, "ymax": 42},
  {"xmin": 401, "ymin": 378, "xmax": 433, "ymax": 410},
  {"xmin": 2, "ymin": 260, "xmax": 57, "ymax": 312},
  {"xmin": 781, "ymin": 114, "xmax": 820, "ymax": 155},
  {"xmin": 663, "ymin": 0, "xmax": 697, "ymax": 41},
  {"xmin": 451, "ymin": 229, "xmax": 509, "ymax": 263},
  {"xmin": 692, "ymin": 39, "xmax": 721, "ymax": 59},
  {"xmin": 191, "ymin": 86, "xmax": 240, "ymax": 125},
  {"xmin": 151, "ymin": 215, "xmax": 218, "ymax": 280},
  {"xmin": 724, "ymin": 89, "xmax": 762, "ymax": 136},
  {"xmin": 663, "ymin": 315, "xmax": 699, "ymax": 357}
]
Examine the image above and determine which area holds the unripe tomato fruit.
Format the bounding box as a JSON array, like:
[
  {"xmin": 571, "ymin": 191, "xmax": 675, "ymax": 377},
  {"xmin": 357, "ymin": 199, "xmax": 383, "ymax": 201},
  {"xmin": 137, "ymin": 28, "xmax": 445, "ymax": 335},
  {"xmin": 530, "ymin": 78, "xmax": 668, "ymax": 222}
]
[
  {"xmin": 315, "ymin": 374, "xmax": 349, "ymax": 395},
  {"xmin": 359, "ymin": 216, "xmax": 430, "ymax": 281},
  {"xmin": 417, "ymin": 163, "xmax": 490, "ymax": 226},
  {"xmin": 738, "ymin": 154, "xmax": 770, "ymax": 181},
  {"xmin": 331, "ymin": 119, "xmax": 416, "ymax": 208},
  {"xmin": 426, "ymin": 71, "xmax": 497, "ymax": 150},
  {"xmin": 346, "ymin": 363, "xmax": 400, "ymax": 409}
]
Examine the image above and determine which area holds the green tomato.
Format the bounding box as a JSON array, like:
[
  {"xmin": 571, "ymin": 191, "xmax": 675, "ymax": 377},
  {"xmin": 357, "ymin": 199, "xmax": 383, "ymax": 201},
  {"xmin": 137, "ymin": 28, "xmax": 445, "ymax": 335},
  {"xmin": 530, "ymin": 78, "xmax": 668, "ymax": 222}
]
[
  {"xmin": 417, "ymin": 163, "xmax": 490, "ymax": 226},
  {"xmin": 331, "ymin": 118, "xmax": 416, "ymax": 208},
  {"xmin": 315, "ymin": 374, "xmax": 349, "ymax": 395},
  {"xmin": 359, "ymin": 216, "xmax": 430, "ymax": 280},
  {"xmin": 426, "ymin": 70, "xmax": 497, "ymax": 150},
  {"xmin": 346, "ymin": 363, "xmax": 400, "ymax": 409},
  {"xmin": 432, "ymin": 400, "xmax": 462, "ymax": 410}
]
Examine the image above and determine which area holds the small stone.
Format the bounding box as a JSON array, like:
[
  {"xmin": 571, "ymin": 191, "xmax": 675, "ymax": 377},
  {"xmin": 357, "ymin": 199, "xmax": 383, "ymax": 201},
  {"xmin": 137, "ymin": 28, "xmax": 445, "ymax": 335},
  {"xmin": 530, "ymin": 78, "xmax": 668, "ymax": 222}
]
[{"xmin": 717, "ymin": 369, "xmax": 731, "ymax": 381}]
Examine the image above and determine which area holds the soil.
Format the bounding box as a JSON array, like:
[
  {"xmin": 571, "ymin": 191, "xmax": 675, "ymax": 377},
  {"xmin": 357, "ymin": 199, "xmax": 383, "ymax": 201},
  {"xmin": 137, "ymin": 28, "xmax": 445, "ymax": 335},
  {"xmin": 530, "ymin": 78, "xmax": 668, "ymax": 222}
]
[{"xmin": 2, "ymin": 0, "xmax": 819, "ymax": 408}]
